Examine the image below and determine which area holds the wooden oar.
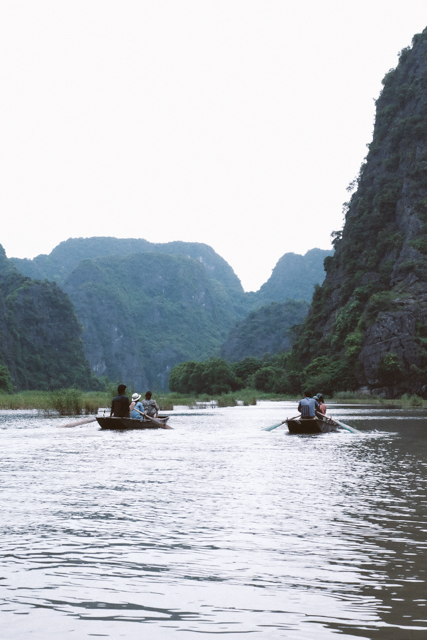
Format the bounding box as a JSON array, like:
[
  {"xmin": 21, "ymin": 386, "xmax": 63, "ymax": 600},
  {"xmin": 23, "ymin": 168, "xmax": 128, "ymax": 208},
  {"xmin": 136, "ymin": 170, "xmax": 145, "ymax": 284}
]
[
  {"xmin": 320, "ymin": 413, "xmax": 361, "ymax": 434},
  {"xmin": 57, "ymin": 416, "xmax": 98, "ymax": 428},
  {"xmin": 263, "ymin": 415, "xmax": 299, "ymax": 432},
  {"xmin": 262, "ymin": 420, "xmax": 285, "ymax": 432},
  {"xmin": 134, "ymin": 408, "xmax": 173, "ymax": 429},
  {"xmin": 333, "ymin": 418, "xmax": 361, "ymax": 434}
]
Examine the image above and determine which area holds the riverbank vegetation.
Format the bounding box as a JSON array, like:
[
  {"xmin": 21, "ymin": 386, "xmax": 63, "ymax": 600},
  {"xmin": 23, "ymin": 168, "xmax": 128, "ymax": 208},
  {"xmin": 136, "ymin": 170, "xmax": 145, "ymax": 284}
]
[
  {"xmin": 0, "ymin": 389, "xmax": 109, "ymax": 414},
  {"xmin": 168, "ymin": 354, "xmax": 359, "ymax": 397},
  {"xmin": 1, "ymin": 387, "xmax": 427, "ymax": 413}
]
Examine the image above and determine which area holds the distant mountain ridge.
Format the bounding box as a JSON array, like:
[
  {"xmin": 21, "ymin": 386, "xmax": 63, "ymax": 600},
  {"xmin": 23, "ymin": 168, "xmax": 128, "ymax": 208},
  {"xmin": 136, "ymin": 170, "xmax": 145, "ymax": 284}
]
[
  {"xmin": 9, "ymin": 237, "xmax": 331, "ymax": 389},
  {"xmin": 251, "ymin": 248, "xmax": 333, "ymax": 305},
  {"xmin": 220, "ymin": 300, "xmax": 310, "ymax": 362},
  {"xmin": 11, "ymin": 237, "xmax": 243, "ymax": 296},
  {"xmin": 62, "ymin": 251, "xmax": 240, "ymax": 389}
]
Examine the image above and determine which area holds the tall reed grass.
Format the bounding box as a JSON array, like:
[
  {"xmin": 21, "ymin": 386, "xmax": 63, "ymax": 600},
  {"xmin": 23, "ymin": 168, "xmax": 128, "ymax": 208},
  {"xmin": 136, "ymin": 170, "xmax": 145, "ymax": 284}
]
[
  {"xmin": 0, "ymin": 389, "xmax": 112, "ymax": 415},
  {"xmin": 1, "ymin": 388, "xmax": 425, "ymax": 414}
]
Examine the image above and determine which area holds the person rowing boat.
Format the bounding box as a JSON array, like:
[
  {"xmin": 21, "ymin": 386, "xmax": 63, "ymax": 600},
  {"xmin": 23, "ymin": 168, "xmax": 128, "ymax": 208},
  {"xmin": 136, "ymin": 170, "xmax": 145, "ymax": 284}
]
[
  {"xmin": 314, "ymin": 393, "xmax": 327, "ymax": 416},
  {"xmin": 110, "ymin": 384, "xmax": 131, "ymax": 417},
  {"xmin": 297, "ymin": 390, "xmax": 320, "ymax": 419}
]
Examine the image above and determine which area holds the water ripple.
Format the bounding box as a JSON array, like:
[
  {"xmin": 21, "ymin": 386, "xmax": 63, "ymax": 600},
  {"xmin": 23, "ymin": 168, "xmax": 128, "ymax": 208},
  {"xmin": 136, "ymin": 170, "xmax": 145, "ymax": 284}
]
[{"xmin": 1, "ymin": 404, "xmax": 427, "ymax": 638}]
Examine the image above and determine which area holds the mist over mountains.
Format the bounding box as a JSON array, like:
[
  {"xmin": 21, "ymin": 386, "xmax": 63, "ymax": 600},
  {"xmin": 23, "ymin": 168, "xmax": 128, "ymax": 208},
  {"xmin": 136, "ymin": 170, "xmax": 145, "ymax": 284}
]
[{"xmin": 5, "ymin": 238, "xmax": 331, "ymax": 390}]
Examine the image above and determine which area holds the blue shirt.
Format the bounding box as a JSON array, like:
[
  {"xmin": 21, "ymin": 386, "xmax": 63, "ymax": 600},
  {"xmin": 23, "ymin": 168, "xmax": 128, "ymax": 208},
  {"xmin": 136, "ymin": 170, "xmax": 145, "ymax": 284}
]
[
  {"xmin": 130, "ymin": 401, "xmax": 144, "ymax": 419},
  {"xmin": 298, "ymin": 397, "xmax": 320, "ymax": 418}
]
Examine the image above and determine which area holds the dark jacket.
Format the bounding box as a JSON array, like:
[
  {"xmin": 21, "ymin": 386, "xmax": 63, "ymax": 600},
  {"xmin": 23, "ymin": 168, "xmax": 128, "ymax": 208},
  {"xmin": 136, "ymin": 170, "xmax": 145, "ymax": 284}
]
[{"xmin": 111, "ymin": 394, "xmax": 130, "ymax": 417}]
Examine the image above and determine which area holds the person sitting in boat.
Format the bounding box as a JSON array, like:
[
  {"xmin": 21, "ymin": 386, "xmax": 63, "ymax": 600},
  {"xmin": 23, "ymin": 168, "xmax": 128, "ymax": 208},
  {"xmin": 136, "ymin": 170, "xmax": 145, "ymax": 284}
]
[
  {"xmin": 110, "ymin": 384, "xmax": 131, "ymax": 417},
  {"xmin": 130, "ymin": 393, "xmax": 144, "ymax": 419},
  {"xmin": 142, "ymin": 390, "xmax": 159, "ymax": 418},
  {"xmin": 315, "ymin": 393, "xmax": 327, "ymax": 415},
  {"xmin": 298, "ymin": 391, "xmax": 320, "ymax": 419}
]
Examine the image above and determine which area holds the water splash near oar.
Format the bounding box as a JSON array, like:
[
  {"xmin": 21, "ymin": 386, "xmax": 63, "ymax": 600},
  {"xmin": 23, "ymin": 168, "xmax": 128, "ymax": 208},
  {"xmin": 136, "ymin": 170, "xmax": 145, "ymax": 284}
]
[{"xmin": 334, "ymin": 418, "xmax": 361, "ymax": 434}]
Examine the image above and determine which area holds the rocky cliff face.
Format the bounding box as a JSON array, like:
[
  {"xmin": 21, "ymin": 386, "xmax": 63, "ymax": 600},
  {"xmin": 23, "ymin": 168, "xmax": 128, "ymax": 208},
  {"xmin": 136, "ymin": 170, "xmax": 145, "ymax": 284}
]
[
  {"xmin": 0, "ymin": 244, "xmax": 96, "ymax": 391},
  {"xmin": 63, "ymin": 252, "xmax": 240, "ymax": 390},
  {"xmin": 251, "ymin": 248, "xmax": 333, "ymax": 305},
  {"xmin": 11, "ymin": 237, "xmax": 330, "ymax": 390},
  {"xmin": 294, "ymin": 28, "xmax": 427, "ymax": 396},
  {"xmin": 220, "ymin": 300, "xmax": 310, "ymax": 362}
]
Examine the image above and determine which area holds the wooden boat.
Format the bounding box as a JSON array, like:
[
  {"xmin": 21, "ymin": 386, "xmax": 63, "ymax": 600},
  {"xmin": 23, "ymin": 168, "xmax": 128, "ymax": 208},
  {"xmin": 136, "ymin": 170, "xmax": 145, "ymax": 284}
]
[
  {"xmin": 96, "ymin": 415, "xmax": 171, "ymax": 430},
  {"xmin": 286, "ymin": 415, "xmax": 339, "ymax": 434}
]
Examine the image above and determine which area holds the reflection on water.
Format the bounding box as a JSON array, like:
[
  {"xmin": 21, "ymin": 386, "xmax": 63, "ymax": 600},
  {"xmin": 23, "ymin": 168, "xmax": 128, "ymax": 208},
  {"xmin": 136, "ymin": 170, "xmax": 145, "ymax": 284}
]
[{"xmin": 1, "ymin": 402, "xmax": 427, "ymax": 639}]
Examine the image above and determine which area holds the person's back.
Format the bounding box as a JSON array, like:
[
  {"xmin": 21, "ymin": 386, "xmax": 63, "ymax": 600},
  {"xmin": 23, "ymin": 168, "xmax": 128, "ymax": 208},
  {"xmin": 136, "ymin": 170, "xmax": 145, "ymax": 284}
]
[
  {"xmin": 142, "ymin": 390, "xmax": 159, "ymax": 418},
  {"xmin": 298, "ymin": 392, "xmax": 319, "ymax": 418},
  {"xmin": 110, "ymin": 384, "xmax": 130, "ymax": 417}
]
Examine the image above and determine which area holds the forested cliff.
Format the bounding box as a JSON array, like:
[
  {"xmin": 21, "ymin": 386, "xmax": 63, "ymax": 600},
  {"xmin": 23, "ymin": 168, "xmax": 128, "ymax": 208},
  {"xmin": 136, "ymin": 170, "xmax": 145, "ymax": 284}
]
[
  {"xmin": 220, "ymin": 300, "xmax": 310, "ymax": 362},
  {"xmin": 62, "ymin": 252, "xmax": 239, "ymax": 390},
  {"xmin": 11, "ymin": 239, "xmax": 329, "ymax": 389},
  {"xmin": 250, "ymin": 248, "xmax": 332, "ymax": 305},
  {"xmin": 0, "ymin": 245, "xmax": 96, "ymax": 391},
  {"xmin": 293, "ymin": 27, "xmax": 427, "ymax": 396}
]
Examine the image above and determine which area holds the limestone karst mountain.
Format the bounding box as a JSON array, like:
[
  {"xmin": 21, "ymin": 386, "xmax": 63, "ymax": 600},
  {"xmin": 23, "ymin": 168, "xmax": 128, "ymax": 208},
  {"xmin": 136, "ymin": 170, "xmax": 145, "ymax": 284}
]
[
  {"xmin": 220, "ymin": 300, "xmax": 310, "ymax": 362},
  {"xmin": 61, "ymin": 252, "xmax": 240, "ymax": 390},
  {"xmin": 11, "ymin": 236, "xmax": 244, "ymax": 296},
  {"xmin": 292, "ymin": 27, "xmax": 427, "ymax": 396},
  {"xmin": 10, "ymin": 238, "xmax": 329, "ymax": 388},
  {"xmin": 250, "ymin": 248, "xmax": 333, "ymax": 305},
  {"xmin": 0, "ymin": 244, "xmax": 96, "ymax": 391}
]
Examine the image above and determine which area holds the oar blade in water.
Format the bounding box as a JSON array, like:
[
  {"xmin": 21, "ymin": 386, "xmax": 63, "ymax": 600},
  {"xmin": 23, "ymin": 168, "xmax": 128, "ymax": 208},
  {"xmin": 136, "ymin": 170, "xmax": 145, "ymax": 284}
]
[
  {"xmin": 263, "ymin": 421, "xmax": 284, "ymax": 432},
  {"xmin": 335, "ymin": 419, "xmax": 361, "ymax": 434}
]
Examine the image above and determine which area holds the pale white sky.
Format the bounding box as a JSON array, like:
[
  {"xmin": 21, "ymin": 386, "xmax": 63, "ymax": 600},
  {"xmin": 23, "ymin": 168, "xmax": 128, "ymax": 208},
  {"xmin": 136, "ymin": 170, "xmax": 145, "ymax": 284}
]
[{"xmin": 1, "ymin": 1, "xmax": 427, "ymax": 291}]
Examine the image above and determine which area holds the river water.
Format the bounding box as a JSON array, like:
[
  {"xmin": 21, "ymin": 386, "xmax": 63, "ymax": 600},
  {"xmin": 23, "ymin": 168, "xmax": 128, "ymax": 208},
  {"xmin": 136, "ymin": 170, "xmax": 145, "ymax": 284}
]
[{"xmin": 1, "ymin": 402, "xmax": 427, "ymax": 639}]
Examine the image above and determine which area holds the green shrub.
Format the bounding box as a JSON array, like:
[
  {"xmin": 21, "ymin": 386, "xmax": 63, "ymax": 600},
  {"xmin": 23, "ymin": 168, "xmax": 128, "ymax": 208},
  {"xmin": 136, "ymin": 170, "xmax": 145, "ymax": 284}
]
[
  {"xmin": 51, "ymin": 388, "xmax": 84, "ymax": 415},
  {"xmin": 254, "ymin": 367, "xmax": 277, "ymax": 392},
  {"xmin": 157, "ymin": 398, "xmax": 174, "ymax": 410},
  {"xmin": 302, "ymin": 357, "xmax": 358, "ymax": 396},
  {"xmin": 375, "ymin": 353, "xmax": 403, "ymax": 384},
  {"xmin": 399, "ymin": 393, "xmax": 423, "ymax": 407},
  {"xmin": 364, "ymin": 291, "xmax": 396, "ymax": 324},
  {"xmin": 231, "ymin": 357, "xmax": 262, "ymax": 383},
  {"xmin": 83, "ymin": 398, "xmax": 99, "ymax": 414},
  {"xmin": 217, "ymin": 395, "xmax": 237, "ymax": 407},
  {"xmin": 0, "ymin": 364, "xmax": 12, "ymax": 393},
  {"xmin": 169, "ymin": 358, "xmax": 243, "ymax": 395}
]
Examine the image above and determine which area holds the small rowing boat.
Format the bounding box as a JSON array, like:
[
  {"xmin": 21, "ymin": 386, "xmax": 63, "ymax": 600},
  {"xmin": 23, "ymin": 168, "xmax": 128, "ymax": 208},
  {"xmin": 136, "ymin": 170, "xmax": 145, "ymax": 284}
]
[
  {"xmin": 286, "ymin": 415, "xmax": 339, "ymax": 434},
  {"xmin": 96, "ymin": 415, "xmax": 171, "ymax": 430}
]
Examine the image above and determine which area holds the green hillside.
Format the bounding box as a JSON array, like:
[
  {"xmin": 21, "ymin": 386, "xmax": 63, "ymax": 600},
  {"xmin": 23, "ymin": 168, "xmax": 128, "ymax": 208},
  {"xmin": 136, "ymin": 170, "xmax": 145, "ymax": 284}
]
[
  {"xmin": 220, "ymin": 300, "xmax": 310, "ymax": 362},
  {"xmin": 62, "ymin": 252, "xmax": 240, "ymax": 390},
  {"xmin": 249, "ymin": 248, "xmax": 333, "ymax": 305},
  {"xmin": 10, "ymin": 238, "xmax": 331, "ymax": 390},
  {"xmin": 11, "ymin": 236, "xmax": 244, "ymax": 297},
  {"xmin": 0, "ymin": 244, "xmax": 97, "ymax": 391}
]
